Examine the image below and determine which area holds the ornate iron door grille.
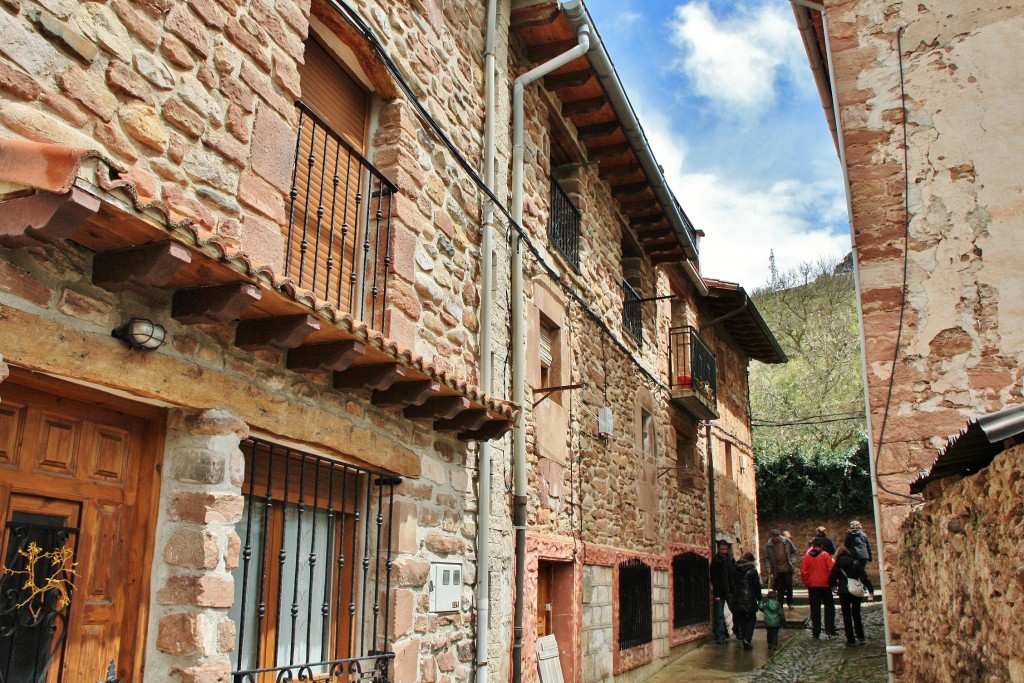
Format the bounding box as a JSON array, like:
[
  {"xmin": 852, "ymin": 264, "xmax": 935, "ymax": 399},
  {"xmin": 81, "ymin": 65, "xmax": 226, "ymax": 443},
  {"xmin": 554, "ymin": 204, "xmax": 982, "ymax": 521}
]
[
  {"xmin": 671, "ymin": 552, "xmax": 710, "ymax": 628},
  {"xmin": 0, "ymin": 515, "xmax": 78, "ymax": 683},
  {"xmin": 617, "ymin": 558, "xmax": 652, "ymax": 649},
  {"xmin": 230, "ymin": 437, "xmax": 399, "ymax": 683}
]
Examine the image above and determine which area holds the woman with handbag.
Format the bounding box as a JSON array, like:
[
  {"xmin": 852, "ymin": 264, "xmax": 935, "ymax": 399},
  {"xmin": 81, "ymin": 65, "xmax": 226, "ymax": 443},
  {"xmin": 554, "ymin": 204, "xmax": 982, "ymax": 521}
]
[{"xmin": 829, "ymin": 546, "xmax": 868, "ymax": 646}]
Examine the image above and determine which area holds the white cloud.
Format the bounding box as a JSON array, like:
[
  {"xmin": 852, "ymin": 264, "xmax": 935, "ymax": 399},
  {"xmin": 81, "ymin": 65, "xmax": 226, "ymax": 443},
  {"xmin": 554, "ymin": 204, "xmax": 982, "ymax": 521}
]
[
  {"xmin": 668, "ymin": 1, "xmax": 807, "ymax": 116},
  {"xmin": 616, "ymin": 11, "xmax": 643, "ymax": 26},
  {"xmin": 636, "ymin": 105, "xmax": 849, "ymax": 289}
]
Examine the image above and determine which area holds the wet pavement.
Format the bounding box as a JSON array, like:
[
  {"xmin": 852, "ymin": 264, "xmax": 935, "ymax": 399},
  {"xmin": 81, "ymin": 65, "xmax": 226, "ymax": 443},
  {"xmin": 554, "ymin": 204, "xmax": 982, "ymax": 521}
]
[{"xmin": 645, "ymin": 603, "xmax": 888, "ymax": 683}]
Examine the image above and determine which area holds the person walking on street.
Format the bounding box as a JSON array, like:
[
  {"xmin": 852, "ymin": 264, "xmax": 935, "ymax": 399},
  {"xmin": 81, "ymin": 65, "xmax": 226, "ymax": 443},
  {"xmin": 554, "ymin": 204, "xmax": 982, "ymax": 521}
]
[
  {"xmin": 844, "ymin": 520, "xmax": 876, "ymax": 600},
  {"xmin": 730, "ymin": 552, "xmax": 762, "ymax": 650},
  {"xmin": 800, "ymin": 536, "xmax": 837, "ymax": 640},
  {"xmin": 710, "ymin": 540, "xmax": 736, "ymax": 644},
  {"xmin": 813, "ymin": 526, "xmax": 837, "ymax": 555},
  {"xmin": 829, "ymin": 546, "xmax": 869, "ymax": 646},
  {"xmin": 762, "ymin": 529, "xmax": 798, "ymax": 609},
  {"xmin": 758, "ymin": 589, "xmax": 786, "ymax": 651}
]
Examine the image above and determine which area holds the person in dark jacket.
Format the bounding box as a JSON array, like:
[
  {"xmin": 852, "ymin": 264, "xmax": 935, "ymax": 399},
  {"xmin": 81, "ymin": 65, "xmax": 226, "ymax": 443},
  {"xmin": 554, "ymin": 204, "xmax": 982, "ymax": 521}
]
[
  {"xmin": 843, "ymin": 520, "xmax": 876, "ymax": 599},
  {"xmin": 729, "ymin": 552, "xmax": 762, "ymax": 650},
  {"xmin": 709, "ymin": 540, "xmax": 736, "ymax": 644},
  {"xmin": 813, "ymin": 526, "xmax": 837, "ymax": 555},
  {"xmin": 762, "ymin": 529, "xmax": 798, "ymax": 608},
  {"xmin": 829, "ymin": 547, "xmax": 869, "ymax": 646},
  {"xmin": 800, "ymin": 536, "xmax": 837, "ymax": 640}
]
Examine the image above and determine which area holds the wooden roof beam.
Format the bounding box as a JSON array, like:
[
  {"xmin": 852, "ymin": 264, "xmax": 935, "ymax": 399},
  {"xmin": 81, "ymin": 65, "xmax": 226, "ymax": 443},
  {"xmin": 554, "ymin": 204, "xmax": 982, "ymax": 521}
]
[
  {"xmin": 333, "ymin": 363, "xmax": 408, "ymax": 391},
  {"xmin": 576, "ymin": 121, "xmax": 620, "ymax": 140},
  {"xmin": 235, "ymin": 314, "xmax": 320, "ymax": 351},
  {"xmin": 562, "ymin": 96, "xmax": 608, "ymax": 118},
  {"xmin": 544, "ymin": 69, "xmax": 592, "ymax": 90},
  {"xmin": 510, "ymin": 4, "xmax": 560, "ymax": 31},
  {"xmin": 405, "ymin": 396, "xmax": 471, "ymax": 420},
  {"xmin": 287, "ymin": 339, "xmax": 367, "ymax": 372},
  {"xmin": 373, "ymin": 380, "xmax": 440, "ymax": 408},
  {"xmin": 172, "ymin": 282, "xmax": 262, "ymax": 324},
  {"xmin": 93, "ymin": 240, "xmax": 191, "ymax": 293}
]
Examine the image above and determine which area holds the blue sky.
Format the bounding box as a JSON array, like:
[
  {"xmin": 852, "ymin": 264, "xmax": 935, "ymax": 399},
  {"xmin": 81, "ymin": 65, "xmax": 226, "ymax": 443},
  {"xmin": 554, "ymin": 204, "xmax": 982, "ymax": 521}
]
[{"xmin": 582, "ymin": 0, "xmax": 850, "ymax": 289}]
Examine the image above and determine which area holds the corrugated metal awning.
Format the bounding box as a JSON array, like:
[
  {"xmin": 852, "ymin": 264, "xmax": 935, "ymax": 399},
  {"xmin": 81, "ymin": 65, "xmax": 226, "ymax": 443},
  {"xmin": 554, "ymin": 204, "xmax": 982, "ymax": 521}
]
[{"xmin": 909, "ymin": 404, "xmax": 1024, "ymax": 493}]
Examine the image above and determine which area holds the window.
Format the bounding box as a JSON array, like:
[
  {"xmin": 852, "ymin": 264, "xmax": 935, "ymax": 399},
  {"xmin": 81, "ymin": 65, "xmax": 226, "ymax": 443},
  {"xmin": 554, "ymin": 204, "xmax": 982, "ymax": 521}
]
[
  {"xmin": 676, "ymin": 436, "xmax": 699, "ymax": 488},
  {"xmin": 672, "ymin": 553, "xmax": 710, "ymax": 628},
  {"xmin": 539, "ymin": 319, "xmax": 556, "ymax": 389},
  {"xmin": 230, "ymin": 438, "xmax": 398, "ymax": 680},
  {"xmin": 288, "ymin": 34, "xmax": 395, "ymax": 330},
  {"xmin": 548, "ymin": 177, "xmax": 580, "ymax": 269},
  {"xmin": 618, "ymin": 558, "xmax": 653, "ymax": 649},
  {"xmin": 641, "ymin": 409, "xmax": 655, "ymax": 458}
]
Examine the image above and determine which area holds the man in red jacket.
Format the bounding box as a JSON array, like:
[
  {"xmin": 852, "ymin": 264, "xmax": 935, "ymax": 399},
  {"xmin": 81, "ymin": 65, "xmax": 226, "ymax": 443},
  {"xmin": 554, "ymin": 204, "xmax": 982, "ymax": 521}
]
[{"xmin": 800, "ymin": 536, "xmax": 838, "ymax": 640}]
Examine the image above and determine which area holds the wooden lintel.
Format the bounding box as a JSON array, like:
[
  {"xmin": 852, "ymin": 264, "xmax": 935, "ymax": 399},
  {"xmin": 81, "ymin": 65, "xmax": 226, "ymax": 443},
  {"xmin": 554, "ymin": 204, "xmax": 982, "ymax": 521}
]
[
  {"xmin": 458, "ymin": 420, "xmax": 514, "ymax": 442},
  {"xmin": 372, "ymin": 380, "xmax": 440, "ymax": 408},
  {"xmin": 235, "ymin": 314, "xmax": 320, "ymax": 351},
  {"xmin": 528, "ymin": 39, "xmax": 580, "ymax": 64},
  {"xmin": 333, "ymin": 363, "xmax": 407, "ymax": 391},
  {"xmin": 93, "ymin": 240, "xmax": 192, "ymax": 292},
  {"xmin": 509, "ymin": 4, "xmax": 560, "ymax": 31},
  {"xmin": 404, "ymin": 396, "xmax": 471, "ymax": 420},
  {"xmin": 0, "ymin": 188, "xmax": 100, "ymax": 248},
  {"xmin": 287, "ymin": 339, "xmax": 367, "ymax": 372},
  {"xmin": 435, "ymin": 408, "xmax": 490, "ymax": 432},
  {"xmin": 577, "ymin": 121, "xmax": 620, "ymax": 140},
  {"xmin": 172, "ymin": 282, "xmax": 262, "ymax": 324},
  {"xmin": 563, "ymin": 96, "xmax": 608, "ymax": 118},
  {"xmin": 544, "ymin": 69, "xmax": 592, "ymax": 90}
]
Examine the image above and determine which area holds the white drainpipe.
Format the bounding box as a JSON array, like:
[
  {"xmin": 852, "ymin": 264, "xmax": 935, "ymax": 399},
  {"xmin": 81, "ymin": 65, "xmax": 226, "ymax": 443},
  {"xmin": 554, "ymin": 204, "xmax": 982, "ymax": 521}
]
[
  {"xmin": 510, "ymin": 14, "xmax": 590, "ymax": 683},
  {"xmin": 475, "ymin": 0, "xmax": 497, "ymax": 682}
]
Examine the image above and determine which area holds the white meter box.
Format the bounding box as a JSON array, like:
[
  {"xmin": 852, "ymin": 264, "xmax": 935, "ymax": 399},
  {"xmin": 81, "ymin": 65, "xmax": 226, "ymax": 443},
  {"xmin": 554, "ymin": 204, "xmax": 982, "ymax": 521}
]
[{"xmin": 429, "ymin": 562, "xmax": 462, "ymax": 613}]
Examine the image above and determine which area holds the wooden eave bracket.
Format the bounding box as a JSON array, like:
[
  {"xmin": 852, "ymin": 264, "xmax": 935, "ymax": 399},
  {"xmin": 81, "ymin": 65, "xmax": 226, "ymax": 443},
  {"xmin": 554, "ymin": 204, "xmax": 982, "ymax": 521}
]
[
  {"xmin": 172, "ymin": 282, "xmax": 263, "ymax": 324},
  {"xmin": 333, "ymin": 363, "xmax": 407, "ymax": 392},
  {"xmin": 0, "ymin": 188, "xmax": 100, "ymax": 248},
  {"xmin": 372, "ymin": 380, "xmax": 440, "ymax": 408},
  {"xmin": 287, "ymin": 340, "xmax": 367, "ymax": 373},
  {"xmin": 435, "ymin": 408, "xmax": 490, "ymax": 433},
  {"xmin": 93, "ymin": 240, "xmax": 192, "ymax": 292},
  {"xmin": 458, "ymin": 419, "xmax": 514, "ymax": 442},
  {"xmin": 235, "ymin": 314, "xmax": 320, "ymax": 351},
  {"xmin": 404, "ymin": 396, "xmax": 471, "ymax": 421}
]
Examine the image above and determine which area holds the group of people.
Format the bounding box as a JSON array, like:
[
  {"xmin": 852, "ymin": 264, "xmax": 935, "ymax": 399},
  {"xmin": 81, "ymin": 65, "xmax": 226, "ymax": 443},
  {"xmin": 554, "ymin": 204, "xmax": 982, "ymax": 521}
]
[{"xmin": 710, "ymin": 521, "xmax": 876, "ymax": 651}]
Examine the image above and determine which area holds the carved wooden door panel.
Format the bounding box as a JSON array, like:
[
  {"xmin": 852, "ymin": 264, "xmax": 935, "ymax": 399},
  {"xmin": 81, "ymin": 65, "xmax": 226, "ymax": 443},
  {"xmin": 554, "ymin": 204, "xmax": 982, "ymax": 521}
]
[{"xmin": 0, "ymin": 380, "xmax": 155, "ymax": 683}]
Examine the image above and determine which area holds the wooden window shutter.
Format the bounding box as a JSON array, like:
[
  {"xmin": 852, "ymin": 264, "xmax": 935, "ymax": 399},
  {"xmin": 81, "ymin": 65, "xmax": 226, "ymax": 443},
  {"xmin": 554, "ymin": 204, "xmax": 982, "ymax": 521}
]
[
  {"xmin": 298, "ymin": 37, "xmax": 368, "ymax": 152},
  {"xmin": 539, "ymin": 324, "xmax": 554, "ymax": 369}
]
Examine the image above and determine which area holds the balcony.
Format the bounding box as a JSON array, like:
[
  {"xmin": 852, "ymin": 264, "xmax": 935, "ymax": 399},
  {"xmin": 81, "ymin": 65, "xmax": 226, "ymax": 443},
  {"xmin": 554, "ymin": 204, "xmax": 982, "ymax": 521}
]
[
  {"xmin": 287, "ymin": 101, "xmax": 397, "ymax": 333},
  {"xmin": 669, "ymin": 326, "xmax": 718, "ymax": 420},
  {"xmin": 622, "ymin": 278, "xmax": 643, "ymax": 346},
  {"xmin": 548, "ymin": 177, "xmax": 580, "ymax": 270}
]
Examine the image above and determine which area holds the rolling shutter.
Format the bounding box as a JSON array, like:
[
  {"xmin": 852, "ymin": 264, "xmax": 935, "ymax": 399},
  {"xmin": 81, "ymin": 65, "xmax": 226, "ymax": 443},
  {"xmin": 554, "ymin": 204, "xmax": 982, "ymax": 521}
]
[
  {"xmin": 298, "ymin": 37, "xmax": 368, "ymax": 151},
  {"xmin": 539, "ymin": 325, "xmax": 554, "ymax": 369}
]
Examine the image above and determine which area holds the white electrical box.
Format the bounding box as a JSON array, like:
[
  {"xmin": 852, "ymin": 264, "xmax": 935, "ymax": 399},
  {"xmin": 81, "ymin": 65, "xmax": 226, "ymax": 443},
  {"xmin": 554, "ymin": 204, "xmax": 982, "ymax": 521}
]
[
  {"xmin": 598, "ymin": 406, "xmax": 613, "ymax": 436},
  {"xmin": 429, "ymin": 562, "xmax": 462, "ymax": 613}
]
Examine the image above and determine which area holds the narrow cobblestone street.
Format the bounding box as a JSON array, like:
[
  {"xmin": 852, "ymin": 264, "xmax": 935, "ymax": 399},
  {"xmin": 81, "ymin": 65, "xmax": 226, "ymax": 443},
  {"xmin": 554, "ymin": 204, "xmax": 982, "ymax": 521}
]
[{"xmin": 646, "ymin": 604, "xmax": 888, "ymax": 683}]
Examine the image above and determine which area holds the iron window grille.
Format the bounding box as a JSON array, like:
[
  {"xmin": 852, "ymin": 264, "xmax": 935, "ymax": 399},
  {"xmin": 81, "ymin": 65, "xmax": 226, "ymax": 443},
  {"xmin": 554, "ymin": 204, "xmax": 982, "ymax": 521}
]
[
  {"xmin": 287, "ymin": 101, "xmax": 398, "ymax": 334},
  {"xmin": 0, "ymin": 515, "xmax": 78, "ymax": 683},
  {"xmin": 618, "ymin": 558, "xmax": 653, "ymax": 650},
  {"xmin": 669, "ymin": 326, "xmax": 717, "ymax": 403},
  {"xmin": 548, "ymin": 178, "xmax": 581, "ymax": 270},
  {"xmin": 622, "ymin": 279, "xmax": 643, "ymax": 346},
  {"xmin": 671, "ymin": 552, "xmax": 710, "ymax": 628},
  {"xmin": 230, "ymin": 437, "xmax": 399, "ymax": 683}
]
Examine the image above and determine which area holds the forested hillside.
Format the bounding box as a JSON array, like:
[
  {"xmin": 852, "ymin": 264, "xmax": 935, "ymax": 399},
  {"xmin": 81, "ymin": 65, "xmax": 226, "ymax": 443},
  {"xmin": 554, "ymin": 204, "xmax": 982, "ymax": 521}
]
[{"xmin": 750, "ymin": 255, "xmax": 870, "ymax": 518}]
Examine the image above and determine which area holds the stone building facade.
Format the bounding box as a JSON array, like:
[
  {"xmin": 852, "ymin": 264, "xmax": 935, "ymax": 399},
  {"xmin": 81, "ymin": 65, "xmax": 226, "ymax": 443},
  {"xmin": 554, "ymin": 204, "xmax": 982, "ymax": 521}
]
[
  {"xmin": 793, "ymin": 0, "xmax": 1024, "ymax": 678},
  {"xmin": 0, "ymin": 1, "xmax": 783, "ymax": 683}
]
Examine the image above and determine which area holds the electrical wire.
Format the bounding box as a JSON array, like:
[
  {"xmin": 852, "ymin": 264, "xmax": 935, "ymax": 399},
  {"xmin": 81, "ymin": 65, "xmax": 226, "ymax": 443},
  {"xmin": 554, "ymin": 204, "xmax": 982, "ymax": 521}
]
[
  {"xmin": 873, "ymin": 28, "xmax": 924, "ymax": 504},
  {"xmin": 751, "ymin": 415, "xmax": 865, "ymax": 427}
]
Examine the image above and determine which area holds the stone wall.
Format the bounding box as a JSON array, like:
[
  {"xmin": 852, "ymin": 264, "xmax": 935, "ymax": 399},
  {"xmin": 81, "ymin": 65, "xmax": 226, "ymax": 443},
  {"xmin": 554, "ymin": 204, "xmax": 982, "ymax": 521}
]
[
  {"xmin": 889, "ymin": 445, "xmax": 1024, "ymax": 682},
  {"xmin": 581, "ymin": 564, "xmax": 614, "ymax": 683},
  {"xmin": 823, "ymin": 0, "xmax": 1024, "ymax": 659}
]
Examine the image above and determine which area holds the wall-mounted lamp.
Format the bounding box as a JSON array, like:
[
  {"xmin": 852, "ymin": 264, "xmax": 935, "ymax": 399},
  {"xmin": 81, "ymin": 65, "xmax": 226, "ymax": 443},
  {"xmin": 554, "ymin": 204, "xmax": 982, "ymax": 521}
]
[{"xmin": 112, "ymin": 318, "xmax": 166, "ymax": 351}]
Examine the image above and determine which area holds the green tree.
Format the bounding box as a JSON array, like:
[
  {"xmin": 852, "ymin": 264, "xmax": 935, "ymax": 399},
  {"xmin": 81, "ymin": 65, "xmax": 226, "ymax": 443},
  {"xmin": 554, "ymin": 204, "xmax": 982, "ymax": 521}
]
[{"xmin": 750, "ymin": 255, "xmax": 866, "ymax": 453}]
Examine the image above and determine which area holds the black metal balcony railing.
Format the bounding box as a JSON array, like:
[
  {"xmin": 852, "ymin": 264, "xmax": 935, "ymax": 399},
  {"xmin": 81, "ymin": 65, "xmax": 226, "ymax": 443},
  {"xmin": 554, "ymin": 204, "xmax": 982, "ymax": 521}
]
[
  {"xmin": 230, "ymin": 437, "xmax": 398, "ymax": 683},
  {"xmin": 669, "ymin": 326, "xmax": 717, "ymax": 405},
  {"xmin": 622, "ymin": 278, "xmax": 643, "ymax": 346},
  {"xmin": 548, "ymin": 178, "xmax": 580, "ymax": 270},
  {"xmin": 287, "ymin": 101, "xmax": 398, "ymax": 333}
]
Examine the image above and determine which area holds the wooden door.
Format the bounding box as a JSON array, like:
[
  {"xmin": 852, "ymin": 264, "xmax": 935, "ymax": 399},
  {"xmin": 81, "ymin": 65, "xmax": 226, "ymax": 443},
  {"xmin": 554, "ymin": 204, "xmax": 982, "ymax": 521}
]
[
  {"xmin": 0, "ymin": 377, "xmax": 160, "ymax": 683},
  {"xmin": 537, "ymin": 562, "xmax": 553, "ymax": 637}
]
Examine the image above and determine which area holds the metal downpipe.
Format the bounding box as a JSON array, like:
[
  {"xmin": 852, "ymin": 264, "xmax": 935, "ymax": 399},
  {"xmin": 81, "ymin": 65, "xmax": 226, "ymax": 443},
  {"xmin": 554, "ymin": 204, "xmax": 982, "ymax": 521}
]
[
  {"xmin": 510, "ymin": 18, "xmax": 591, "ymax": 683},
  {"xmin": 475, "ymin": 1, "xmax": 498, "ymax": 682}
]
